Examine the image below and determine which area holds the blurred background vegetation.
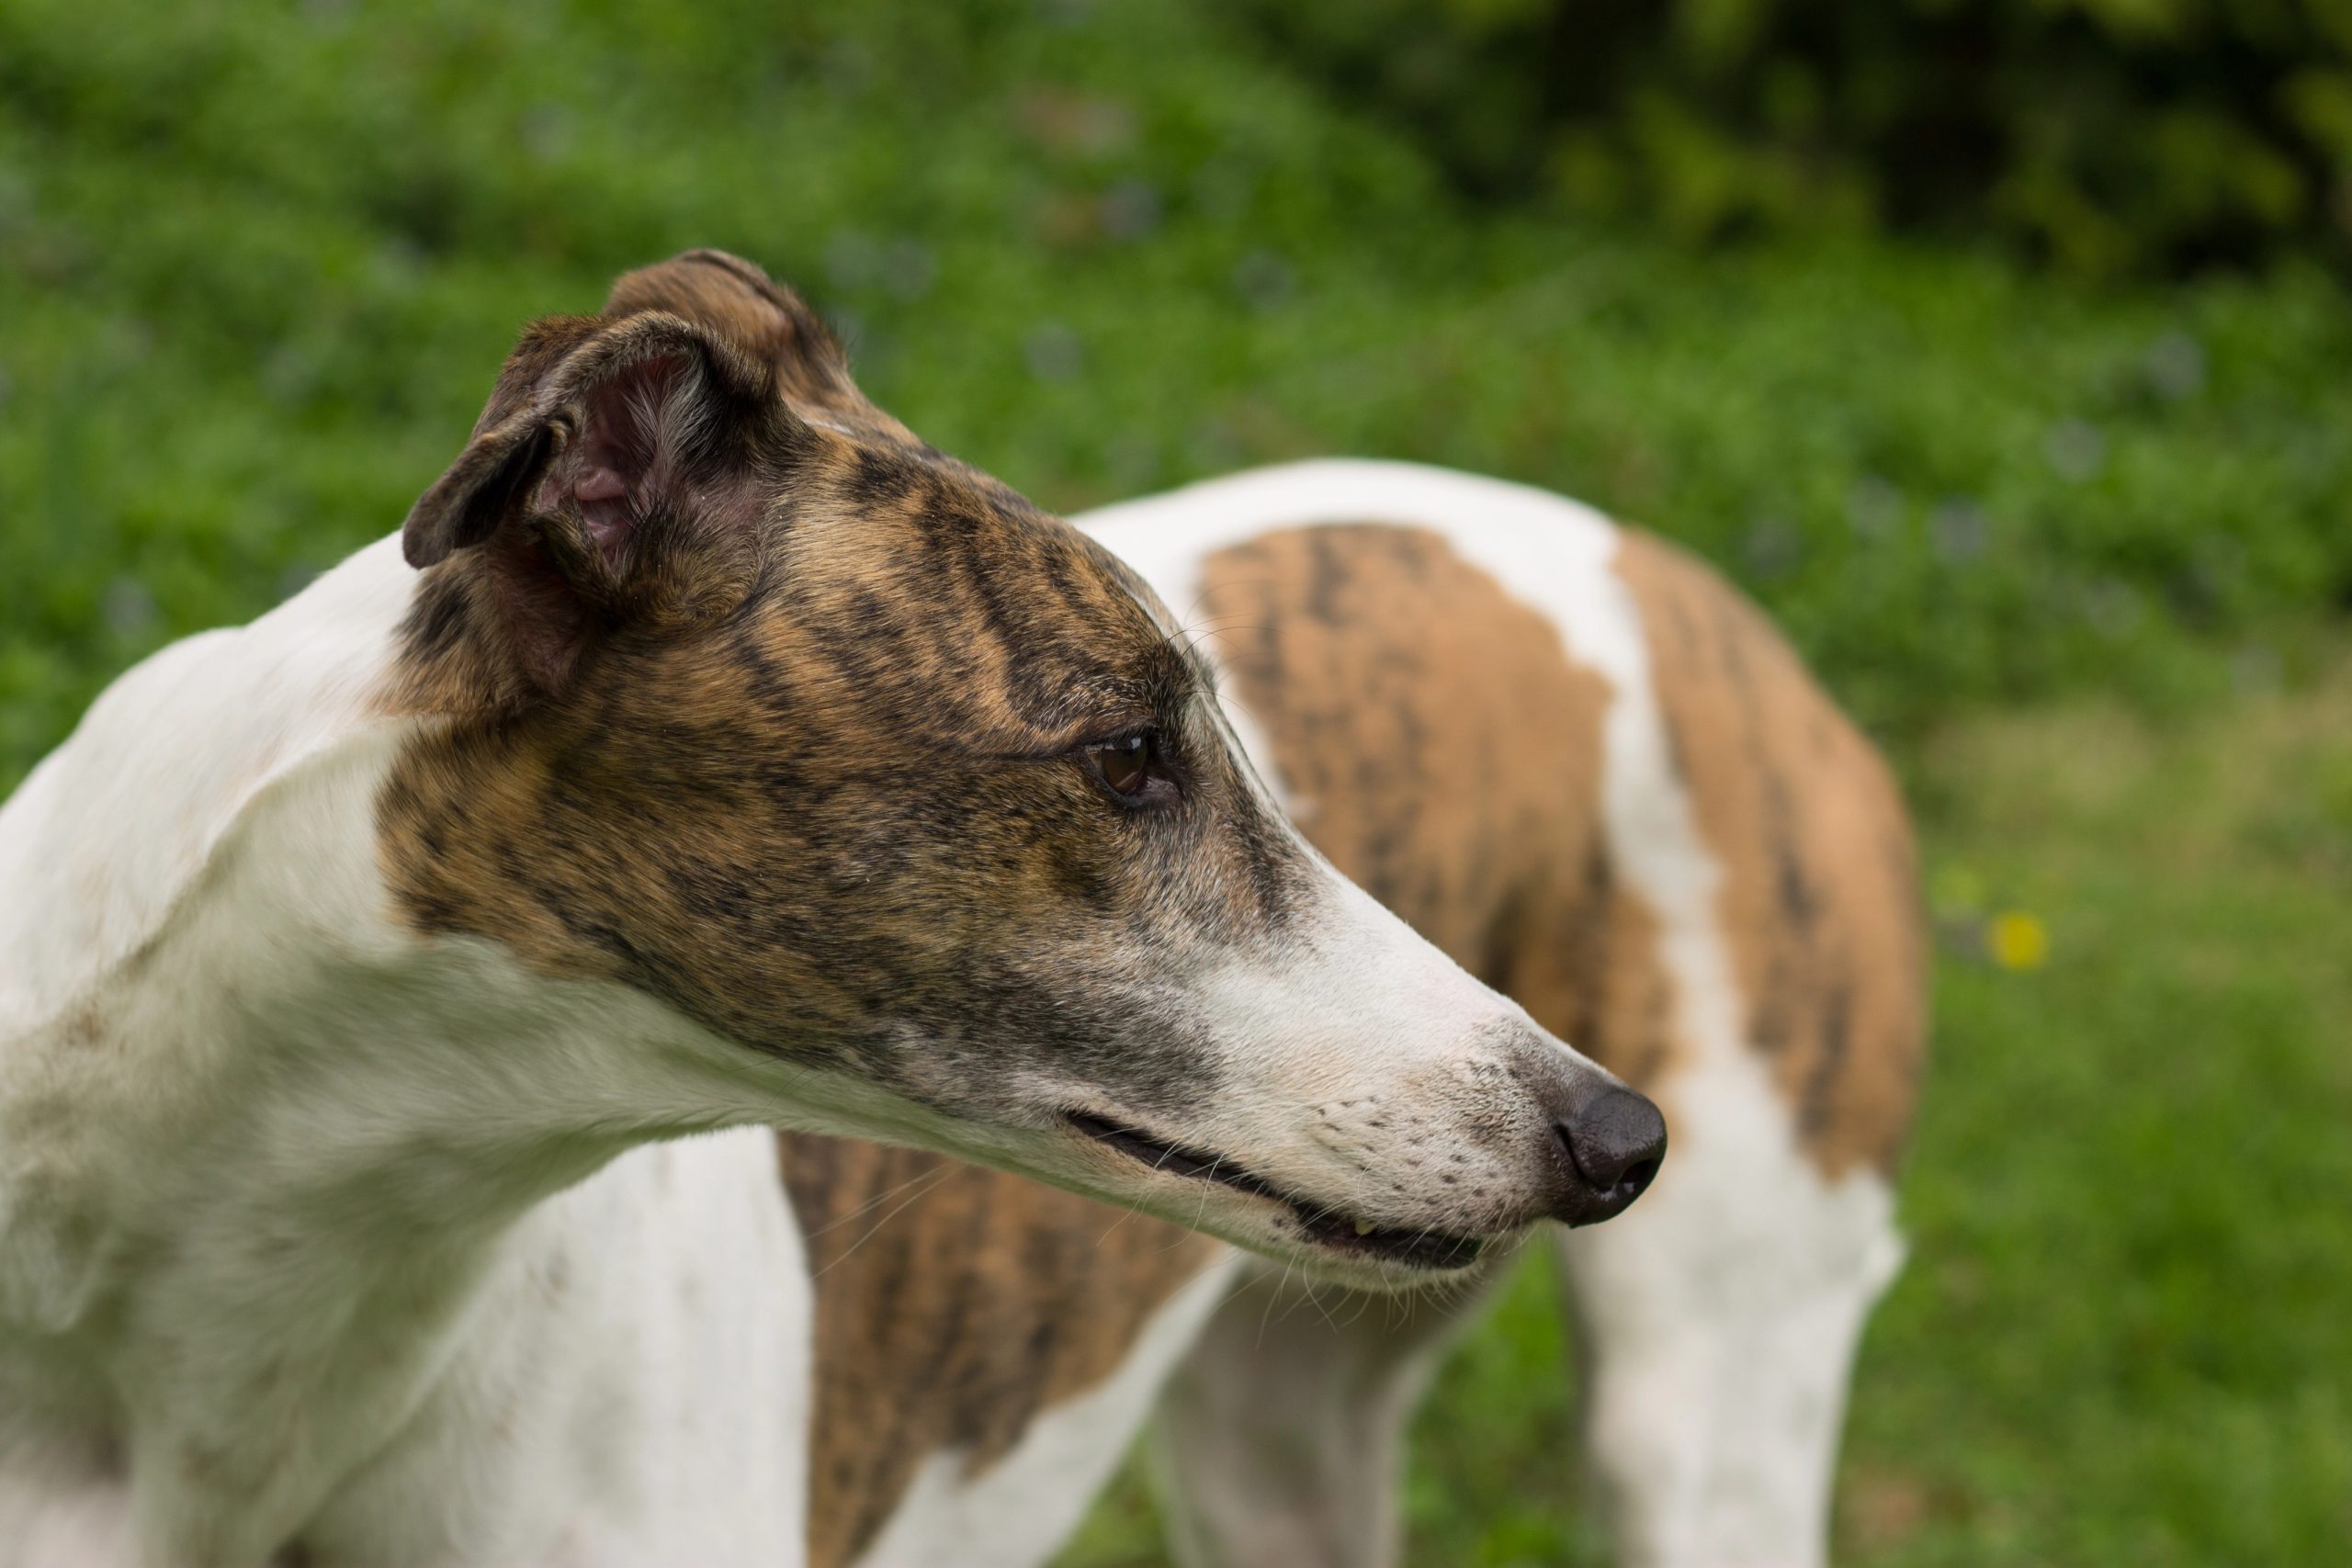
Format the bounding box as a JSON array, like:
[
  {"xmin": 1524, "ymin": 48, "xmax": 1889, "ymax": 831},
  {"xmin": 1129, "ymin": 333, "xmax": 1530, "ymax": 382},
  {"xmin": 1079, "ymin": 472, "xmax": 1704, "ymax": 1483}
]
[
  {"xmin": 1224, "ymin": 0, "xmax": 2352, "ymax": 276},
  {"xmin": 2, "ymin": 0, "xmax": 2346, "ymax": 1562}
]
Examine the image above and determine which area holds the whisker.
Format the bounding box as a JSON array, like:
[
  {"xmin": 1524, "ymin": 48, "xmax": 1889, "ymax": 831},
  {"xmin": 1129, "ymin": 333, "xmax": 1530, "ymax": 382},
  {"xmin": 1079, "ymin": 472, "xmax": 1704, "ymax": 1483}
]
[
  {"xmin": 802, "ymin": 1160, "xmax": 956, "ymax": 1238},
  {"xmin": 807, "ymin": 1163, "xmax": 958, "ymax": 1278},
  {"xmin": 1257, "ymin": 1258, "xmax": 1298, "ymax": 1348}
]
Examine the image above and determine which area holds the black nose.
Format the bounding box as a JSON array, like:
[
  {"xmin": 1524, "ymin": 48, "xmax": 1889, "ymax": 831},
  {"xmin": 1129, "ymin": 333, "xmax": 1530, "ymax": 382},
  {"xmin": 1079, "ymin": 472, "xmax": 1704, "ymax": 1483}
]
[{"xmin": 1553, "ymin": 1085, "xmax": 1667, "ymax": 1225}]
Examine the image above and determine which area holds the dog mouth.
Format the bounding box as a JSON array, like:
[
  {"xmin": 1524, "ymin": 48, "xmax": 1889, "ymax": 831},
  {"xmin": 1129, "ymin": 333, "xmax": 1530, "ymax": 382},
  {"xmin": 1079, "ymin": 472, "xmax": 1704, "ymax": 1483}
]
[{"xmin": 1067, "ymin": 1111, "xmax": 1486, "ymax": 1272}]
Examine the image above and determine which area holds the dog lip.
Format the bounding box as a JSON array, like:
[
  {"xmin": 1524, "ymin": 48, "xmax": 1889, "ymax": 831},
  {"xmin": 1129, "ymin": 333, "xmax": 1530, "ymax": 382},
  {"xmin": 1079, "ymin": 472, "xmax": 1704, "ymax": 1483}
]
[
  {"xmin": 1065, "ymin": 1110, "xmax": 1283, "ymax": 1196},
  {"xmin": 1064, "ymin": 1111, "xmax": 1486, "ymax": 1272}
]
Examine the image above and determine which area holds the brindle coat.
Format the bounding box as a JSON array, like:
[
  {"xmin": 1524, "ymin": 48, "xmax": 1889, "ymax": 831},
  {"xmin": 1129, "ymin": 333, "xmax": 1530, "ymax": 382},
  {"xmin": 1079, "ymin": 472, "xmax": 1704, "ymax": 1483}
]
[{"xmin": 377, "ymin": 253, "xmax": 1313, "ymax": 1138}]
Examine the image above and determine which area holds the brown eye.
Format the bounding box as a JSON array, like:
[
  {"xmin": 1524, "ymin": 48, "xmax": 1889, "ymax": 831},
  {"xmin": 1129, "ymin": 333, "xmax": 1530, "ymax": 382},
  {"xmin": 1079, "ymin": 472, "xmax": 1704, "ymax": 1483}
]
[{"xmin": 1087, "ymin": 731, "xmax": 1158, "ymax": 802}]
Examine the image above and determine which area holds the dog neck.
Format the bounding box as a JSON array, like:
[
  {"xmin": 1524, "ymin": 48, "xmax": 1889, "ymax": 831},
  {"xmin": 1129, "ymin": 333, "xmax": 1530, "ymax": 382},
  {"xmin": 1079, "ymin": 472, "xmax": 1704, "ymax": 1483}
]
[{"xmin": 0, "ymin": 538, "xmax": 809, "ymax": 1562}]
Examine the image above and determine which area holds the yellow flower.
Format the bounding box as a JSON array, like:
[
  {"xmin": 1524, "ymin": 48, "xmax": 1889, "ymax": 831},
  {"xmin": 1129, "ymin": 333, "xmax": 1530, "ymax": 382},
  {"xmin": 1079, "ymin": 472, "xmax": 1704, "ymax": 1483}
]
[{"xmin": 1988, "ymin": 911, "xmax": 2049, "ymax": 971}]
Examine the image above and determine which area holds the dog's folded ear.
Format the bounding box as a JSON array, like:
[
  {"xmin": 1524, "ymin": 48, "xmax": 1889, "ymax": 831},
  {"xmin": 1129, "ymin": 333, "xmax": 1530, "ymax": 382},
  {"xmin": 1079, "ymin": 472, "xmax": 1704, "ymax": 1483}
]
[
  {"xmin": 399, "ymin": 307, "xmax": 796, "ymax": 700},
  {"xmin": 403, "ymin": 308, "xmax": 783, "ymax": 573},
  {"xmin": 602, "ymin": 249, "xmax": 917, "ymax": 443}
]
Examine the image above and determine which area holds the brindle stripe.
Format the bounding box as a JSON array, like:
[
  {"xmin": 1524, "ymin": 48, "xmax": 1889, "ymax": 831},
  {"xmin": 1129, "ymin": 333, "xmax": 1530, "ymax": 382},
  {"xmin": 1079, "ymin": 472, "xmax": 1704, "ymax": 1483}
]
[
  {"xmin": 1611, "ymin": 530, "xmax": 1926, "ymax": 1175},
  {"xmin": 1196, "ymin": 524, "xmax": 1681, "ymax": 1094},
  {"xmin": 777, "ymin": 1133, "xmax": 1223, "ymax": 1568}
]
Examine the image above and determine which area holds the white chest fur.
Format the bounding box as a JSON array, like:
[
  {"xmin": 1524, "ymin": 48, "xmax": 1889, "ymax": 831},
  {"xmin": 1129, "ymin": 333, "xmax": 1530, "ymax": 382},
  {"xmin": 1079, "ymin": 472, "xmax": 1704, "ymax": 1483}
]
[
  {"xmin": 0, "ymin": 539, "xmax": 827, "ymax": 1568},
  {"xmin": 0, "ymin": 1134, "xmax": 813, "ymax": 1568},
  {"xmin": 293, "ymin": 1131, "xmax": 814, "ymax": 1568}
]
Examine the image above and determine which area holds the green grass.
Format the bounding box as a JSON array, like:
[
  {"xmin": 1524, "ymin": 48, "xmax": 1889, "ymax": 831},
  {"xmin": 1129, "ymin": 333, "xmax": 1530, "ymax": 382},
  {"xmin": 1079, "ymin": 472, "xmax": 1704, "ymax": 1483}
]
[
  {"xmin": 5, "ymin": 1, "xmax": 2349, "ymax": 1562},
  {"xmin": 1063, "ymin": 654, "xmax": 2352, "ymax": 1567},
  {"xmin": 1844, "ymin": 660, "xmax": 2352, "ymax": 1565}
]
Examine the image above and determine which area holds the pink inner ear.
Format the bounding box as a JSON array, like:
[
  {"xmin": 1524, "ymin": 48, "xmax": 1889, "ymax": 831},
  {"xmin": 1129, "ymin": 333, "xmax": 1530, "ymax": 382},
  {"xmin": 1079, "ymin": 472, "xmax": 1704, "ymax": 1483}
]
[
  {"xmin": 572, "ymin": 464, "xmax": 633, "ymax": 548},
  {"xmin": 533, "ymin": 352, "xmax": 689, "ymax": 562}
]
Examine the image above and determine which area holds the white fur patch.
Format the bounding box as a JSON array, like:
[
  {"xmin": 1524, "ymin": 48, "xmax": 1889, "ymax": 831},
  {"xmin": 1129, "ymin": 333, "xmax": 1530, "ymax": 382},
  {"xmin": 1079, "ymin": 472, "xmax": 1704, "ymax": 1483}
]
[{"xmin": 0, "ymin": 534, "xmax": 414, "ymax": 1032}]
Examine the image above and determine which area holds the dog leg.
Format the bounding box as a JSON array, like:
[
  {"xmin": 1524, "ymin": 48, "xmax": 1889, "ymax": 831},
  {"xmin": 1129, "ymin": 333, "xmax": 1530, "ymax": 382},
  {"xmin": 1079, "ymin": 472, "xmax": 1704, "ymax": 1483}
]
[
  {"xmin": 1151, "ymin": 1261, "xmax": 1496, "ymax": 1568},
  {"xmin": 1553, "ymin": 1152, "xmax": 1904, "ymax": 1568}
]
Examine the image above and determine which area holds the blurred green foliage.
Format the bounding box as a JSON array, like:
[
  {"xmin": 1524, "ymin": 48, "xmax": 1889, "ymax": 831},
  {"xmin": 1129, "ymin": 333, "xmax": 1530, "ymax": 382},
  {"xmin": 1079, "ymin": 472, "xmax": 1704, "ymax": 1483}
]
[
  {"xmin": 1221, "ymin": 0, "xmax": 2352, "ymax": 275},
  {"xmin": 3, "ymin": 0, "xmax": 2347, "ymax": 791}
]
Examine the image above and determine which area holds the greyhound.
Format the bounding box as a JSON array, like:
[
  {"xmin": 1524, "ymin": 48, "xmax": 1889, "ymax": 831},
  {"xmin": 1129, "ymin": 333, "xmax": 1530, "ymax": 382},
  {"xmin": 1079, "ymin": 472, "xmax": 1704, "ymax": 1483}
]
[{"xmin": 0, "ymin": 253, "xmax": 1665, "ymax": 1567}]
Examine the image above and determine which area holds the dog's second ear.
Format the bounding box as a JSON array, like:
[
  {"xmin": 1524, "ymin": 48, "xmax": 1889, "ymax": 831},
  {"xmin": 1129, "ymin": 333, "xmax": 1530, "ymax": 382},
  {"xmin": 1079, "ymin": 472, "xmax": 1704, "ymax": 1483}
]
[
  {"xmin": 602, "ymin": 250, "xmax": 917, "ymax": 443},
  {"xmin": 399, "ymin": 309, "xmax": 793, "ymax": 702}
]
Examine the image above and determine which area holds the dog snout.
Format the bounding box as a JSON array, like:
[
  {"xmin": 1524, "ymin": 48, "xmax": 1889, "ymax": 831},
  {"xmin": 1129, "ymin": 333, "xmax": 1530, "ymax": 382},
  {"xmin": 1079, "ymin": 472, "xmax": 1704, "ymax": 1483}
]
[{"xmin": 1552, "ymin": 1083, "xmax": 1667, "ymax": 1224}]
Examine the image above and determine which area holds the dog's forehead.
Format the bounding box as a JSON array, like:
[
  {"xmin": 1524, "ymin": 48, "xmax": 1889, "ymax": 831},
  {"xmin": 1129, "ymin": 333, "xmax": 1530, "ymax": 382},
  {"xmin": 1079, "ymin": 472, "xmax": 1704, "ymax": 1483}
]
[
  {"xmin": 808, "ymin": 441, "xmax": 1140, "ymax": 592},
  {"xmin": 712, "ymin": 434, "xmax": 1204, "ymax": 750}
]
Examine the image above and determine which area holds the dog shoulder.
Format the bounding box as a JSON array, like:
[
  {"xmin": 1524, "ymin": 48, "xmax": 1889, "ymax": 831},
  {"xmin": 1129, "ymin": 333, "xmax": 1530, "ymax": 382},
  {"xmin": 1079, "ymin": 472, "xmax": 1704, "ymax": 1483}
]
[{"xmin": 0, "ymin": 535, "xmax": 419, "ymax": 1031}]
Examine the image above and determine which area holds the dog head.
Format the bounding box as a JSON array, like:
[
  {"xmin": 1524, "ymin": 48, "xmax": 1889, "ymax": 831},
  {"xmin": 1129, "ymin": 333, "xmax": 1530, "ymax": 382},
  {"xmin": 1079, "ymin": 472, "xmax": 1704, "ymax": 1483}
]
[{"xmin": 380, "ymin": 251, "xmax": 1662, "ymax": 1284}]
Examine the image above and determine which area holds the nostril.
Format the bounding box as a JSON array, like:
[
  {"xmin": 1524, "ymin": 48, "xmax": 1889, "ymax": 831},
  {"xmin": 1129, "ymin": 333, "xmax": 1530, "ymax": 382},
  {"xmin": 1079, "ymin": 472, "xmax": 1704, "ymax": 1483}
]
[
  {"xmin": 1615, "ymin": 1156, "xmax": 1660, "ymax": 1199},
  {"xmin": 1556, "ymin": 1085, "xmax": 1668, "ymax": 1213}
]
